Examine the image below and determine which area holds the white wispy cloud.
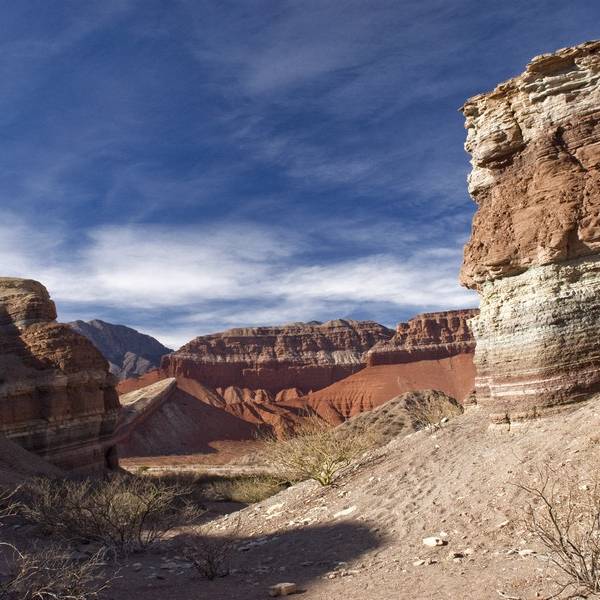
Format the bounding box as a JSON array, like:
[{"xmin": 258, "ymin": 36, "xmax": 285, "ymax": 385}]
[{"xmin": 0, "ymin": 215, "xmax": 477, "ymax": 347}]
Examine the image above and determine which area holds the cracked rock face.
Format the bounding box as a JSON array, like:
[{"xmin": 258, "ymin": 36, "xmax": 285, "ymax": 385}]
[
  {"xmin": 0, "ymin": 278, "xmax": 120, "ymax": 472},
  {"xmin": 461, "ymin": 41, "xmax": 600, "ymax": 422}
]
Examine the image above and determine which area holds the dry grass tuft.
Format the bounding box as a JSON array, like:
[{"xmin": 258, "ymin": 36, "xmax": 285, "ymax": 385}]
[{"xmin": 263, "ymin": 416, "xmax": 377, "ymax": 486}]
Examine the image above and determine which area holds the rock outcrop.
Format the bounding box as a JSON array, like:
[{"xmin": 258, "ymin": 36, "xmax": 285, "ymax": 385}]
[
  {"xmin": 367, "ymin": 309, "xmax": 478, "ymax": 365},
  {"xmin": 299, "ymin": 310, "xmax": 477, "ymax": 422},
  {"xmin": 0, "ymin": 278, "xmax": 120, "ymax": 472},
  {"xmin": 460, "ymin": 41, "xmax": 600, "ymax": 423},
  {"xmin": 161, "ymin": 320, "xmax": 394, "ymax": 395},
  {"xmin": 120, "ymin": 312, "xmax": 476, "ymax": 456},
  {"xmin": 69, "ymin": 320, "xmax": 172, "ymax": 380}
]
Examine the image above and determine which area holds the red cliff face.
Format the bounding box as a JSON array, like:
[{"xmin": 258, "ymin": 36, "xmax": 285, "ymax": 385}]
[
  {"xmin": 0, "ymin": 278, "xmax": 120, "ymax": 473},
  {"xmin": 120, "ymin": 311, "xmax": 478, "ymax": 458},
  {"xmin": 367, "ymin": 309, "xmax": 478, "ymax": 365},
  {"xmin": 301, "ymin": 310, "xmax": 478, "ymax": 422},
  {"xmin": 161, "ymin": 319, "xmax": 394, "ymax": 395}
]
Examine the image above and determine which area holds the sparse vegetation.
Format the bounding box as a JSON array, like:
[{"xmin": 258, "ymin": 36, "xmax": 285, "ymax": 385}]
[
  {"xmin": 148, "ymin": 471, "xmax": 286, "ymax": 505},
  {"xmin": 0, "ymin": 544, "xmax": 113, "ymax": 600},
  {"xmin": 182, "ymin": 518, "xmax": 240, "ymax": 580},
  {"xmin": 404, "ymin": 391, "xmax": 463, "ymax": 432},
  {"xmin": 263, "ymin": 416, "xmax": 376, "ymax": 486},
  {"xmin": 518, "ymin": 464, "xmax": 600, "ymax": 598},
  {"xmin": 19, "ymin": 475, "xmax": 201, "ymax": 554}
]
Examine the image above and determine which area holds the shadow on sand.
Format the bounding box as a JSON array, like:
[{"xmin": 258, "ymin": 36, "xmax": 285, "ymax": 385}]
[{"xmin": 106, "ymin": 520, "xmax": 382, "ymax": 599}]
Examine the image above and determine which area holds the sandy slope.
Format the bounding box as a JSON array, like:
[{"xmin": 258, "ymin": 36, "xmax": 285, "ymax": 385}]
[{"xmin": 103, "ymin": 397, "xmax": 600, "ymax": 599}]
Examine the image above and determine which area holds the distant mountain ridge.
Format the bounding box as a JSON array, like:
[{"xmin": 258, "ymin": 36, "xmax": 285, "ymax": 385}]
[{"xmin": 69, "ymin": 319, "xmax": 172, "ymax": 380}]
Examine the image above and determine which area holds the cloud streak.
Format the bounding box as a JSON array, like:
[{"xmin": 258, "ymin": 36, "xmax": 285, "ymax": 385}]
[{"xmin": 0, "ymin": 217, "xmax": 476, "ymax": 347}]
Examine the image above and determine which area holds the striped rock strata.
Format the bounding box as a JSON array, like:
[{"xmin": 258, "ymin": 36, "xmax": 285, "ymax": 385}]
[
  {"xmin": 161, "ymin": 319, "xmax": 394, "ymax": 396},
  {"xmin": 0, "ymin": 278, "xmax": 120, "ymax": 472},
  {"xmin": 461, "ymin": 41, "xmax": 600, "ymax": 423}
]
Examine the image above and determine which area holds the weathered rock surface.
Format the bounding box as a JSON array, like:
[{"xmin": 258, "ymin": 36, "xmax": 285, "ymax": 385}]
[
  {"xmin": 337, "ymin": 389, "xmax": 463, "ymax": 446},
  {"xmin": 299, "ymin": 311, "xmax": 477, "ymax": 422},
  {"xmin": 161, "ymin": 320, "xmax": 394, "ymax": 395},
  {"xmin": 367, "ymin": 309, "xmax": 478, "ymax": 365},
  {"xmin": 460, "ymin": 41, "xmax": 600, "ymax": 422},
  {"xmin": 69, "ymin": 320, "xmax": 172, "ymax": 380},
  {"xmin": 0, "ymin": 278, "xmax": 120, "ymax": 472},
  {"xmin": 121, "ymin": 312, "xmax": 476, "ymax": 455}
]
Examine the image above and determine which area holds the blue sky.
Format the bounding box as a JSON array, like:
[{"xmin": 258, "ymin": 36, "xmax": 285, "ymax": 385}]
[{"xmin": 1, "ymin": 1, "xmax": 599, "ymax": 347}]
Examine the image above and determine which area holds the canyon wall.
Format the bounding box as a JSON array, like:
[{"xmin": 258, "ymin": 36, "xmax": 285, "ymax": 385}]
[
  {"xmin": 300, "ymin": 310, "xmax": 477, "ymax": 422},
  {"xmin": 161, "ymin": 319, "xmax": 394, "ymax": 395},
  {"xmin": 461, "ymin": 40, "xmax": 600, "ymax": 423},
  {"xmin": 0, "ymin": 278, "xmax": 120, "ymax": 472}
]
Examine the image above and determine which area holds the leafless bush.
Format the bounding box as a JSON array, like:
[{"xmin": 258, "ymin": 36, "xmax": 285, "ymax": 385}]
[
  {"xmin": 0, "ymin": 544, "xmax": 113, "ymax": 600},
  {"xmin": 518, "ymin": 465, "xmax": 600, "ymax": 598},
  {"xmin": 404, "ymin": 392, "xmax": 463, "ymax": 432},
  {"xmin": 263, "ymin": 416, "xmax": 376, "ymax": 486},
  {"xmin": 182, "ymin": 519, "xmax": 240, "ymax": 580},
  {"xmin": 207, "ymin": 475, "xmax": 284, "ymax": 504},
  {"xmin": 0, "ymin": 487, "xmax": 19, "ymax": 521},
  {"xmin": 20, "ymin": 476, "xmax": 201, "ymax": 554}
]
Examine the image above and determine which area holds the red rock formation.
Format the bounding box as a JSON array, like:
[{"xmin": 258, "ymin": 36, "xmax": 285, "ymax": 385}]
[
  {"xmin": 161, "ymin": 319, "xmax": 394, "ymax": 395},
  {"xmin": 0, "ymin": 278, "xmax": 120, "ymax": 472},
  {"xmin": 460, "ymin": 41, "xmax": 600, "ymax": 423},
  {"xmin": 299, "ymin": 310, "xmax": 477, "ymax": 423},
  {"xmin": 367, "ymin": 309, "xmax": 478, "ymax": 365}
]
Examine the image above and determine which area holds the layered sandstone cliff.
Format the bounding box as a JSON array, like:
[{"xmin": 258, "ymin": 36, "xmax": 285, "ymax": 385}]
[
  {"xmin": 0, "ymin": 278, "xmax": 120, "ymax": 472},
  {"xmin": 161, "ymin": 319, "xmax": 394, "ymax": 395},
  {"xmin": 460, "ymin": 41, "xmax": 600, "ymax": 423},
  {"xmin": 300, "ymin": 310, "xmax": 477, "ymax": 421},
  {"xmin": 367, "ymin": 309, "xmax": 478, "ymax": 365}
]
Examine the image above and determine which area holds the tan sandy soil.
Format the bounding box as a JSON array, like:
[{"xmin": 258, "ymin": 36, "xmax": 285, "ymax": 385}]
[{"xmin": 8, "ymin": 398, "xmax": 600, "ymax": 599}]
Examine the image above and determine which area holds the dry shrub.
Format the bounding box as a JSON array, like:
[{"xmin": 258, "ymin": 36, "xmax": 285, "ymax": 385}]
[
  {"xmin": 263, "ymin": 416, "xmax": 376, "ymax": 486},
  {"xmin": 182, "ymin": 518, "xmax": 240, "ymax": 580},
  {"xmin": 404, "ymin": 391, "xmax": 463, "ymax": 432},
  {"xmin": 20, "ymin": 475, "xmax": 201, "ymax": 554},
  {"xmin": 0, "ymin": 544, "xmax": 112, "ymax": 600},
  {"xmin": 518, "ymin": 464, "xmax": 600, "ymax": 598},
  {"xmin": 206, "ymin": 475, "xmax": 284, "ymax": 504},
  {"xmin": 146, "ymin": 471, "xmax": 284, "ymax": 505}
]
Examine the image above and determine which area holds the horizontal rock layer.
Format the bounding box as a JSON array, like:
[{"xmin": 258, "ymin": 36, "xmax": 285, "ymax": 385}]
[
  {"xmin": 460, "ymin": 41, "xmax": 600, "ymax": 422},
  {"xmin": 0, "ymin": 278, "xmax": 120, "ymax": 472},
  {"xmin": 161, "ymin": 319, "xmax": 394, "ymax": 395},
  {"xmin": 461, "ymin": 40, "xmax": 600, "ymax": 288},
  {"xmin": 367, "ymin": 309, "xmax": 478, "ymax": 365},
  {"xmin": 470, "ymin": 256, "xmax": 600, "ymax": 423}
]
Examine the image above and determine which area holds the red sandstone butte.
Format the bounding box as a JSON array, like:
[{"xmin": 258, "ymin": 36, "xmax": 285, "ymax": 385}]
[
  {"xmin": 299, "ymin": 310, "xmax": 478, "ymax": 423},
  {"xmin": 160, "ymin": 319, "xmax": 394, "ymax": 395},
  {"xmin": 0, "ymin": 278, "xmax": 120, "ymax": 473}
]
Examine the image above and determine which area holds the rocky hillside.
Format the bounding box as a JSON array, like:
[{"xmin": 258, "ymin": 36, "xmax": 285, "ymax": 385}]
[
  {"xmin": 0, "ymin": 278, "xmax": 120, "ymax": 473},
  {"xmin": 460, "ymin": 40, "xmax": 600, "ymax": 424},
  {"xmin": 297, "ymin": 310, "xmax": 477, "ymax": 422},
  {"xmin": 117, "ymin": 311, "xmax": 476, "ymax": 458},
  {"xmin": 160, "ymin": 319, "xmax": 394, "ymax": 395},
  {"xmin": 70, "ymin": 319, "xmax": 172, "ymax": 379}
]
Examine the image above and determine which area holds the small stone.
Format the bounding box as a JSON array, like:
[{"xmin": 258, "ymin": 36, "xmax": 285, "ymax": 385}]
[
  {"xmin": 268, "ymin": 582, "xmax": 298, "ymax": 597},
  {"xmin": 334, "ymin": 506, "xmax": 357, "ymax": 519},
  {"xmin": 518, "ymin": 549, "xmax": 536, "ymax": 557},
  {"xmin": 423, "ymin": 537, "xmax": 448, "ymax": 547},
  {"xmin": 448, "ymin": 551, "xmax": 464, "ymax": 560},
  {"xmin": 413, "ymin": 560, "xmax": 426, "ymax": 566}
]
